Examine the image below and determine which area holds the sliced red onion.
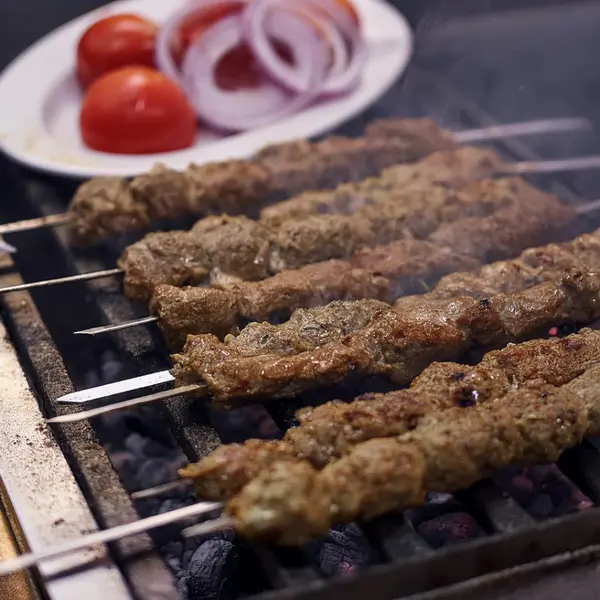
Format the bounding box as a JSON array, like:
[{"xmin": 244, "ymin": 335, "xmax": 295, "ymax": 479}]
[
  {"xmin": 245, "ymin": 7, "xmax": 347, "ymax": 94},
  {"xmin": 181, "ymin": 14, "xmax": 329, "ymax": 132},
  {"xmin": 155, "ymin": 0, "xmax": 248, "ymax": 85},
  {"xmin": 243, "ymin": 0, "xmax": 366, "ymax": 96}
]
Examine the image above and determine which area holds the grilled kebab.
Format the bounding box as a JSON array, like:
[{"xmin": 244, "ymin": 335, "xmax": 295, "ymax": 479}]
[
  {"xmin": 169, "ymin": 265, "xmax": 600, "ymax": 407},
  {"xmin": 149, "ymin": 205, "xmax": 595, "ymax": 349},
  {"xmin": 180, "ymin": 329, "xmax": 600, "ymax": 501},
  {"xmin": 69, "ymin": 118, "xmax": 455, "ymax": 241},
  {"xmin": 119, "ymin": 174, "xmax": 572, "ymax": 301},
  {"xmin": 259, "ymin": 145, "xmax": 504, "ymax": 226},
  {"xmin": 176, "ymin": 335, "xmax": 600, "ymax": 544},
  {"xmin": 228, "ymin": 372, "xmax": 592, "ymax": 544}
]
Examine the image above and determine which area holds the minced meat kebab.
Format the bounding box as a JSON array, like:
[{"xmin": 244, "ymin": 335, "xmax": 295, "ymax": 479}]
[
  {"xmin": 180, "ymin": 329, "xmax": 600, "ymax": 501},
  {"xmin": 171, "ymin": 331, "xmax": 600, "ymax": 544},
  {"xmin": 170, "ymin": 267, "xmax": 600, "ymax": 407},
  {"xmin": 118, "ymin": 173, "xmax": 572, "ymax": 300},
  {"xmin": 148, "ymin": 202, "xmax": 594, "ymax": 348},
  {"xmin": 69, "ymin": 118, "xmax": 455, "ymax": 241}
]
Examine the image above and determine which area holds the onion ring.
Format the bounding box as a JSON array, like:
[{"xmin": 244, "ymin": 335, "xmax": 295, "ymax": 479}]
[
  {"xmin": 181, "ymin": 13, "xmax": 329, "ymax": 132},
  {"xmin": 155, "ymin": 0, "xmax": 248, "ymax": 85},
  {"xmin": 243, "ymin": 0, "xmax": 366, "ymax": 95}
]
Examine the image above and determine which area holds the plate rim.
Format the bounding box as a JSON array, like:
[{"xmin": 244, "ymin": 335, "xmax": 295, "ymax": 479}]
[{"xmin": 0, "ymin": 0, "xmax": 413, "ymax": 179}]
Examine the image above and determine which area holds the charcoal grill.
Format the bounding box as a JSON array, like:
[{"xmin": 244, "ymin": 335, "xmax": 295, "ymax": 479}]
[{"xmin": 4, "ymin": 3, "xmax": 600, "ymax": 599}]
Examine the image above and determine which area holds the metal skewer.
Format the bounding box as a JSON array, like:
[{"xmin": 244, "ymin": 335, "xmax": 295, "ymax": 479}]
[
  {"xmin": 0, "ymin": 268, "xmax": 123, "ymax": 294},
  {"xmin": 3, "ymin": 153, "xmax": 600, "ymax": 298},
  {"xmin": 0, "ymin": 238, "xmax": 16, "ymax": 254},
  {"xmin": 182, "ymin": 518, "xmax": 235, "ymax": 539},
  {"xmin": 48, "ymin": 384, "xmax": 201, "ymax": 418},
  {"xmin": 450, "ymin": 117, "xmax": 592, "ymax": 143},
  {"xmin": 0, "ymin": 213, "xmax": 73, "ymax": 237},
  {"xmin": 48, "ymin": 383, "xmax": 200, "ymax": 418},
  {"xmin": 132, "ymin": 480, "xmax": 192, "ymax": 500},
  {"xmin": 0, "ymin": 117, "xmax": 593, "ymax": 244},
  {"xmin": 74, "ymin": 315, "xmax": 159, "ymax": 336},
  {"xmin": 0, "ymin": 502, "xmax": 225, "ymax": 577}
]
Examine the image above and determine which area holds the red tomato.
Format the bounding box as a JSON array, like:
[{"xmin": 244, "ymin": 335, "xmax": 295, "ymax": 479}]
[
  {"xmin": 77, "ymin": 14, "xmax": 158, "ymax": 88},
  {"xmin": 80, "ymin": 67, "xmax": 196, "ymax": 154}
]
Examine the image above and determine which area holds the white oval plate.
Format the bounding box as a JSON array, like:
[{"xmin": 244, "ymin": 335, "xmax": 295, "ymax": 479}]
[{"xmin": 0, "ymin": 0, "xmax": 412, "ymax": 179}]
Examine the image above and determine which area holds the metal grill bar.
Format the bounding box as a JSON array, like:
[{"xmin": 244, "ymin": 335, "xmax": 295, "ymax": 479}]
[{"xmin": 459, "ymin": 482, "xmax": 537, "ymax": 535}]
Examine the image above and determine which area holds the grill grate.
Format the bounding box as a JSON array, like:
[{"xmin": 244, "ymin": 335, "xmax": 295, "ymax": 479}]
[{"xmin": 2, "ymin": 67, "xmax": 600, "ymax": 600}]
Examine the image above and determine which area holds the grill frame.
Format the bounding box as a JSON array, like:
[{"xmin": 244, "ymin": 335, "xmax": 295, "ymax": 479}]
[{"xmin": 2, "ymin": 67, "xmax": 600, "ymax": 599}]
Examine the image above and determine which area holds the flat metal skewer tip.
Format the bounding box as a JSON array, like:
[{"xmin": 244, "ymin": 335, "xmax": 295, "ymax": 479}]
[
  {"xmin": 48, "ymin": 384, "xmax": 202, "ymax": 422},
  {"xmin": 55, "ymin": 370, "xmax": 176, "ymax": 405}
]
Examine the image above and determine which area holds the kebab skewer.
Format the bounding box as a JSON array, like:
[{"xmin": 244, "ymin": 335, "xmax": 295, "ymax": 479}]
[
  {"xmin": 0, "ymin": 117, "xmax": 591, "ymax": 245},
  {"xmin": 9, "ymin": 342, "xmax": 600, "ymax": 575},
  {"xmin": 140, "ymin": 331, "xmax": 600, "ymax": 539},
  {"xmin": 156, "ymin": 328, "xmax": 600, "ymax": 501},
  {"xmin": 4, "ymin": 162, "xmax": 591, "ymax": 299},
  {"xmin": 52, "ymin": 265, "xmax": 600, "ymax": 412},
  {"xmin": 79, "ymin": 207, "xmax": 600, "ymax": 349},
  {"xmin": 223, "ymin": 372, "xmax": 592, "ymax": 544}
]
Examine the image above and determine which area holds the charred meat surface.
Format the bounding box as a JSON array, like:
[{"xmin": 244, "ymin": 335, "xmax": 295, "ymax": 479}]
[
  {"xmin": 170, "ymin": 271, "xmax": 600, "ymax": 406},
  {"xmin": 149, "ymin": 205, "xmax": 600, "ymax": 350},
  {"xmin": 182, "ymin": 329, "xmax": 600, "ymax": 499},
  {"xmin": 260, "ymin": 146, "xmax": 504, "ymax": 225},
  {"xmin": 119, "ymin": 176, "xmax": 573, "ymax": 301},
  {"xmin": 228, "ymin": 374, "xmax": 591, "ymax": 544}
]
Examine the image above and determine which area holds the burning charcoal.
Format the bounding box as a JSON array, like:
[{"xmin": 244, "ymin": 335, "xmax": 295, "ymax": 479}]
[
  {"xmin": 158, "ymin": 497, "xmax": 195, "ymax": 514},
  {"xmin": 311, "ymin": 524, "xmax": 379, "ymax": 577},
  {"xmin": 162, "ymin": 541, "xmax": 184, "ymax": 573},
  {"xmin": 492, "ymin": 464, "xmax": 593, "ymax": 519},
  {"xmin": 416, "ymin": 512, "xmax": 485, "ymax": 549},
  {"xmin": 180, "ymin": 538, "xmax": 241, "ymax": 600},
  {"xmin": 208, "ymin": 405, "xmax": 281, "ymax": 443},
  {"xmin": 136, "ymin": 457, "xmax": 188, "ymax": 490}
]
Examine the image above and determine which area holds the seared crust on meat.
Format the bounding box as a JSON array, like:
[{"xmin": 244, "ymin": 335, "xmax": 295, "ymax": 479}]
[
  {"xmin": 179, "ymin": 330, "xmax": 600, "ymax": 500},
  {"xmin": 119, "ymin": 176, "xmax": 573, "ymax": 301},
  {"xmin": 170, "ymin": 273, "xmax": 600, "ymax": 406}
]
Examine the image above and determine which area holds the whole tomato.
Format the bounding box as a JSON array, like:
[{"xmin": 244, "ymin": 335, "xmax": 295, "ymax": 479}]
[
  {"xmin": 77, "ymin": 14, "xmax": 158, "ymax": 88},
  {"xmin": 80, "ymin": 66, "xmax": 196, "ymax": 154}
]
